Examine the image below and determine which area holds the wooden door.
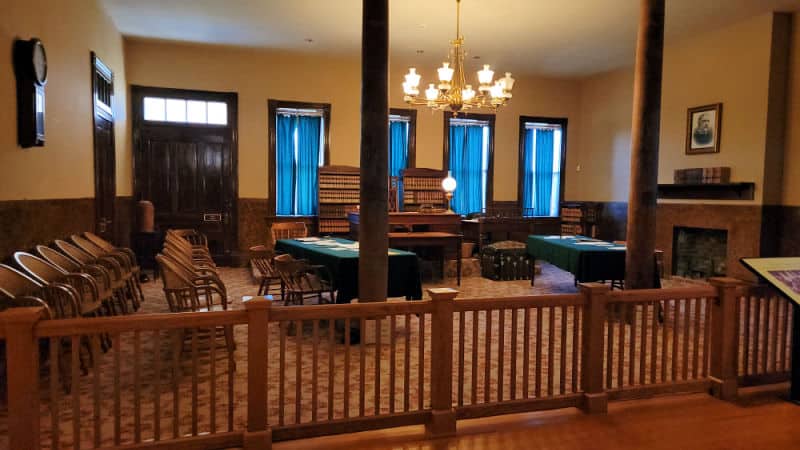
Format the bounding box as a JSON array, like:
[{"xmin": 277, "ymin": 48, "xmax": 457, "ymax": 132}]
[
  {"xmin": 132, "ymin": 86, "xmax": 238, "ymax": 261},
  {"xmin": 92, "ymin": 53, "xmax": 116, "ymax": 240}
]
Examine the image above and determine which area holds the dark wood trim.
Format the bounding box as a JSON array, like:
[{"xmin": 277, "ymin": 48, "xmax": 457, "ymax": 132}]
[
  {"xmin": 91, "ymin": 51, "xmax": 115, "ymax": 238},
  {"xmin": 390, "ymin": 107, "xmax": 417, "ymax": 168},
  {"xmin": 130, "ymin": 85, "xmax": 239, "ymax": 255},
  {"xmin": 517, "ymin": 116, "xmax": 569, "ymax": 215},
  {"xmin": 267, "ymin": 99, "xmax": 332, "ymax": 216},
  {"xmin": 442, "ymin": 112, "xmax": 496, "ymax": 208}
]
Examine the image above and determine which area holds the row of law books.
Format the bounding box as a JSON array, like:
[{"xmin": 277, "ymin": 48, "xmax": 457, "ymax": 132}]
[
  {"xmin": 319, "ymin": 174, "xmax": 360, "ymax": 189},
  {"xmin": 404, "ymin": 177, "xmax": 442, "ymax": 190},
  {"xmin": 319, "ymin": 204, "xmax": 358, "ymax": 218},
  {"xmin": 674, "ymin": 167, "xmax": 731, "ymax": 184},
  {"xmin": 403, "ymin": 190, "xmax": 444, "ymax": 203},
  {"xmin": 318, "ymin": 219, "xmax": 350, "ymax": 233},
  {"xmin": 319, "ymin": 191, "xmax": 360, "ymax": 202}
]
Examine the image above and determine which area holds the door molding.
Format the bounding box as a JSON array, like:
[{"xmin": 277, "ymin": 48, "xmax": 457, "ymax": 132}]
[
  {"xmin": 91, "ymin": 51, "xmax": 116, "ymax": 239},
  {"xmin": 131, "ymin": 85, "xmax": 239, "ymax": 258}
]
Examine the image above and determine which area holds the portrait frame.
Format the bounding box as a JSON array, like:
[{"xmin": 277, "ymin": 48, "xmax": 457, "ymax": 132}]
[{"xmin": 685, "ymin": 103, "xmax": 722, "ymax": 155}]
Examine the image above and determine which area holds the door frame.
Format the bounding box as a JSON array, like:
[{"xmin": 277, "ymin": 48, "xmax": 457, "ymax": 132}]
[
  {"xmin": 130, "ymin": 85, "xmax": 239, "ymax": 255},
  {"xmin": 91, "ymin": 51, "xmax": 116, "ymax": 239}
]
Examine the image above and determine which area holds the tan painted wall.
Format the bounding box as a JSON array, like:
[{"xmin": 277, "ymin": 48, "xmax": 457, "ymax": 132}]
[
  {"xmin": 0, "ymin": 0, "xmax": 128, "ymax": 200},
  {"xmin": 123, "ymin": 39, "xmax": 582, "ymax": 201},
  {"xmin": 573, "ymin": 13, "xmax": 775, "ymax": 205},
  {"xmin": 783, "ymin": 13, "xmax": 800, "ymax": 206}
]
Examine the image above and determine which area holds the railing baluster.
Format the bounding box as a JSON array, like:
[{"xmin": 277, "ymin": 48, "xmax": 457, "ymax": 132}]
[
  {"xmin": 135, "ymin": 330, "xmax": 143, "ymax": 442},
  {"xmin": 472, "ymin": 310, "xmax": 479, "ymax": 404},
  {"xmin": 682, "ymin": 299, "xmax": 691, "ymax": 381},
  {"xmin": 743, "ymin": 296, "xmax": 751, "ymax": 375},
  {"xmin": 279, "ymin": 321, "xmax": 286, "ymax": 426},
  {"xmin": 418, "ymin": 313, "xmax": 425, "ymax": 411},
  {"xmin": 312, "ymin": 319, "xmax": 319, "ymax": 423},
  {"xmin": 375, "ymin": 317, "xmax": 382, "ymax": 415},
  {"xmin": 782, "ymin": 299, "xmax": 790, "ymax": 372},
  {"xmin": 209, "ymin": 326, "xmax": 216, "ymax": 434},
  {"xmin": 560, "ymin": 306, "xmax": 567, "ymax": 395},
  {"xmin": 458, "ymin": 310, "xmax": 465, "ymax": 406},
  {"xmin": 629, "ymin": 304, "xmax": 637, "ymax": 386},
  {"xmin": 360, "ymin": 317, "xmax": 366, "ymax": 416},
  {"xmin": 484, "ymin": 309, "xmax": 492, "ymax": 403},
  {"xmin": 693, "ymin": 298, "xmax": 701, "ymax": 380},
  {"xmin": 92, "ymin": 334, "xmax": 102, "ymax": 447},
  {"xmin": 389, "ymin": 315, "xmax": 396, "ymax": 413},
  {"xmin": 704, "ymin": 297, "xmax": 712, "ymax": 377},
  {"xmin": 498, "ymin": 308, "xmax": 505, "ymax": 402},
  {"xmin": 572, "ymin": 306, "xmax": 581, "ymax": 393},
  {"xmin": 344, "ymin": 318, "xmax": 351, "ymax": 418},
  {"xmin": 661, "ymin": 301, "xmax": 669, "ymax": 383},
  {"xmin": 650, "ymin": 302, "xmax": 658, "ymax": 385},
  {"xmin": 511, "ymin": 308, "xmax": 518, "ymax": 400},
  {"xmin": 606, "ymin": 311, "xmax": 615, "ymax": 389},
  {"xmin": 404, "ymin": 313, "xmax": 411, "ymax": 412},
  {"xmin": 535, "ymin": 307, "xmax": 543, "ymax": 398},
  {"xmin": 191, "ymin": 329, "xmax": 199, "ymax": 436},
  {"xmin": 328, "ymin": 318, "xmax": 335, "ymax": 421},
  {"xmin": 769, "ymin": 298, "xmax": 778, "ymax": 374},
  {"xmin": 296, "ymin": 320, "xmax": 302, "ymax": 424},
  {"xmin": 71, "ymin": 335, "xmax": 80, "ymax": 450},
  {"xmin": 617, "ymin": 306, "xmax": 625, "ymax": 388},
  {"xmin": 154, "ymin": 330, "xmax": 162, "ymax": 441},
  {"xmin": 523, "ymin": 307, "xmax": 531, "ymax": 398},
  {"xmin": 671, "ymin": 299, "xmax": 680, "ymax": 382},
  {"xmin": 638, "ymin": 303, "xmax": 647, "ymax": 386},
  {"xmin": 754, "ymin": 297, "xmax": 762, "ymax": 374},
  {"xmin": 172, "ymin": 331, "xmax": 180, "ymax": 439},
  {"xmin": 548, "ymin": 306, "xmax": 555, "ymax": 396},
  {"xmin": 50, "ymin": 336, "xmax": 60, "ymax": 450}
]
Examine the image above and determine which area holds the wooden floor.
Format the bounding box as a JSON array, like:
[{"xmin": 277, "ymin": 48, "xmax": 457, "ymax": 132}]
[{"xmin": 275, "ymin": 385, "xmax": 800, "ymax": 450}]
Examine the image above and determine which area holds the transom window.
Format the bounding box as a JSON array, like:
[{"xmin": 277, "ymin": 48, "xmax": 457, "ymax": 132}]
[{"xmin": 143, "ymin": 96, "xmax": 228, "ymax": 125}]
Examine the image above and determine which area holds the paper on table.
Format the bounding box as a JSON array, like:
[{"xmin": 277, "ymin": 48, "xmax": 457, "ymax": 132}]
[
  {"xmin": 544, "ymin": 235, "xmax": 575, "ymax": 239},
  {"xmin": 296, "ymin": 237, "xmax": 321, "ymax": 242}
]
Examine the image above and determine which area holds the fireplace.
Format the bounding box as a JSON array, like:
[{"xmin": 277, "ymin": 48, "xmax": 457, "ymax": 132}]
[{"xmin": 672, "ymin": 227, "xmax": 728, "ymax": 279}]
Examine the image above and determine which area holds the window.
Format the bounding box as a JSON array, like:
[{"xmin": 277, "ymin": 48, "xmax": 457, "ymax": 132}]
[
  {"xmin": 388, "ymin": 108, "xmax": 417, "ymax": 178},
  {"xmin": 518, "ymin": 116, "xmax": 567, "ymax": 217},
  {"xmin": 268, "ymin": 100, "xmax": 331, "ymax": 216},
  {"xmin": 443, "ymin": 113, "xmax": 495, "ymax": 216},
  {"xmin": 143, "ymin": 96, "xmax": 228, "ymax": 126}
]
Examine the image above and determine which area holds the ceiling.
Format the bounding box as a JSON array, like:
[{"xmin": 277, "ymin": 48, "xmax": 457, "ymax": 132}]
[{"xmin": 103, "ymin": 0, "xmax": 799, "ymax": 77}]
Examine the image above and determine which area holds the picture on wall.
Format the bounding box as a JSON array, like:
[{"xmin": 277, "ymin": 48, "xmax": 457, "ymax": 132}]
[
  {"xmin": 685, "ymin": 103, "xmax": 722, "ymax": 154},
  {"xmin": 740, "ymin": 257, "xmax": 800, "ymax": 306}
]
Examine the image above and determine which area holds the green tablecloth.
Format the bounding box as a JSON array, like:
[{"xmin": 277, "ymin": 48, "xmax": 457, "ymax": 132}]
[
  {"xmin": 526, "ymin": 235, "xmax": 626, "ymax": 283},
  {"xmin": 274, "ymin": 238, "xmax": 422, "ymax": 304}
]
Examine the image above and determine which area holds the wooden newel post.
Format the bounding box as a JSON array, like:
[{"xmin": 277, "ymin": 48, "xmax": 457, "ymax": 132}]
[
  {"xmin": 3, "ymin": 307, "xmax": 47, "ymax": 450},
  {"xmin": 244, "ymin": 297, "xmax": 272, "ymax": 450},
  {"xmin": 708, "ymin": 277, "xmax": 744, "ymax": 401},
  {"xmin": 426, "ymin": 288, "xmax": 458, "ymax": 437},
  {"xmin": 579, "ymin": 283, "xmax": 609, "ymax": 414}
]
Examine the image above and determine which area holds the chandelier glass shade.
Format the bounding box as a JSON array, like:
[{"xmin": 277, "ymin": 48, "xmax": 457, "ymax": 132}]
[{"xmin": 402, "ymin": 0, "xmax": 515, "ymax": 114}]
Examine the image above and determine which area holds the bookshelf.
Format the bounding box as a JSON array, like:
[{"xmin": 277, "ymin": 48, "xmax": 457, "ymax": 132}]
[
  {"xmin": 401, "ymin": 168, "xmax": 447, "ymax": 211},
  {"xmin": 318, "ymin": 165, "xmax": 360, "ymax": 234},
  {"xmin": 560, "ymin": 201, "xmax": 602, "ymax": 238}
]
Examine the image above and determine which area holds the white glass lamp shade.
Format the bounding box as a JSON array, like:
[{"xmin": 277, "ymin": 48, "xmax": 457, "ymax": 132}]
[
  {"xmin": 437, "ymin": 62, "xmax": 454, "ymax": 82},
  {"xmin": 462, "ymin": 84, "xmax": 476, "ymax": 102},
  {"xmin": 477, "ymin": 64, "xmax": 494, "ymax": 85},
  {"xmin": 402, "ymin": 82, "xmax": 418, "ymax": 96},
  {"xmin": 404, "ymin": 68, "xmax": 421, "ymax": 88},
  {"xmin": 425, "ymin": 83, "xmax": 439, "ymax": 101},
  {"xmin": 441, "ymin": 172, "xmax": 457, "ymax": 193},
  {"xmin": 501, "ymin": 72, "xmax": 515, "ymax": 92},
  {"xmin": 489, "ymin": 81, "xmax": 505, "ymax": 99}
]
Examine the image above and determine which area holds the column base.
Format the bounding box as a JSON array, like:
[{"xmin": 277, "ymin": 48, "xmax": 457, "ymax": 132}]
[
  {"xmin": 581, "ymin": 392, "xmax": 608, "ymax": 414},
  {"xmin": 710, "ymin": 376, "xmax": 738, "ymax": 401},
  {"xmin": 425, "ymin": 409, "xmax": 456, "ymax": 437},
  {"xmin": 243, "ymin": 429, "xmax": 272, "ymax": 450}
]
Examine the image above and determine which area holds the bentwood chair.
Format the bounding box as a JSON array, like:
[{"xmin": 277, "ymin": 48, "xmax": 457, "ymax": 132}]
[
  {"xmin": 249, "ymin": 245, "xmax": 283, "ymax": 298},
  {"xmin": 55, "ymin": 239, "xmax": 135, "ymax": 314},
  {"xmin": 156, "ymin": 254, "xmax": 236, "ymax": 370},
  {"xmin": 273, "ymin": 253, "xmax": 335, "ymax": 306},
  {"xmin": 165, "ymin": 231, "xmax": 216, "ymax": 266},
  {"xmin": 270, "ymin": 222, "xmax": 308, "ymax": 247},
  {"xmin": 0, "ymin": 264, "xmax": 80, "ymax": 320},
  {"xmin": 163, "ymin": 239, "xmax": 218, "ymax": 275},
  {"xmin": 0, "ymin": 289, "xmax": 52, "ymax": 315},
  {"xmin": 69, "ymin": 235, "xmax": 143, "ymax": 310},
  {"xmin": 14, "ymin": 252, "xmax": 106, "ymax": 321},
  {"xmin": 84, "ymin": 231, "xmax": 144, "ymax": 282}
]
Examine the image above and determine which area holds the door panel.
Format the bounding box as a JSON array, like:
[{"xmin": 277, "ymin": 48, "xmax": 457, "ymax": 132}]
[
  {"xmin": 132, "ymin": 87, "xmax": 238, "ymax": 261},
  {"xmin": 92, "ymin": 53, "xmax": 116, "ymax": 241}
]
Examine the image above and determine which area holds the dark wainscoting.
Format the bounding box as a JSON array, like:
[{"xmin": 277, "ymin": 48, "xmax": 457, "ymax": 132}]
[
  {"xmin": 238, "ymin": 198, "xmax": 270, "ymax": 255},
  {"xmin": 115, "ymin": 196, "xmax": 133, "ymax": 248},
  {"xmin": 0, "ymin": 198, "xmax": 95, "ymax": 263}
]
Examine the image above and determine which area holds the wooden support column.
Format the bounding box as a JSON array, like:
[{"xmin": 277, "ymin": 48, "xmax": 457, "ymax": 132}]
[
  {"xmin": 358, "ymin": 0, "xmax": 390, "ymax": 303},
  {"xmin": 625, "ymin": 0, "xmax": 665, "ymax": 290}
]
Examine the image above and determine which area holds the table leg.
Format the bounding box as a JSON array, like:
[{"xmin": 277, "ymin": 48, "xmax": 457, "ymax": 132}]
[{"xmin": 531, "ymin": 255, "xmax": 536, "ymax": 286}]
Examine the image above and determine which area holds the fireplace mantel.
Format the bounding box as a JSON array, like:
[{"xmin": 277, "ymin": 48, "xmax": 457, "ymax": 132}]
[{"xmin": 657, "ymin": 182, "xmax": 755, "ymax": 200}]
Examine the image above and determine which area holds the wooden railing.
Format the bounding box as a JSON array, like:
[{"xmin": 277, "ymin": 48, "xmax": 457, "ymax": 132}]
[
  {"xmin": 0, "ymin": 277, "xmax": 788, "ymax": 450},
  {"xmin": 736, "ymin": 285, "xmax": 793, "ymax": 386}
]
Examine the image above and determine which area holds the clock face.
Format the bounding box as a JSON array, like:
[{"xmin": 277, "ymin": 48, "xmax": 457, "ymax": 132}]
[{"xmin": 32, "ymin": 41, "xmax": 47, "ymax": 84}]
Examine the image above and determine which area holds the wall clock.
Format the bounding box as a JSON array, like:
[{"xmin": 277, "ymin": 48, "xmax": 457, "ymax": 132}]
[{"xmin": 13, "ymin": 38, "xmax": 48, "ymax": 148}]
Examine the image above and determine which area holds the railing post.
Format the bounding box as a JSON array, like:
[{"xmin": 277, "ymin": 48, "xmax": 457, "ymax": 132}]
[
  {"xmin": 426, "ymin": 288, "xmax": 458, "ymax": 437},
  {"xmin": 579, "ymin": 283, "xmax": 609, "ymax": 414},
  {"xmin": 708, "ymin": 277, "xmax": 745, "ymax": 401},
  {"xmin": 243, "ymin": 296, "xmax": 272, "ymax": 450},
  {"xmin": 2, "ymin": 307, "xmax": 47, "ymax": 450}
]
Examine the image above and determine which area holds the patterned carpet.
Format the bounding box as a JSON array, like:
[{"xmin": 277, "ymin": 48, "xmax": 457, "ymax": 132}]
[{"xmin": 0, "ymin": 263, "xmax": 705, "ymax": 449}]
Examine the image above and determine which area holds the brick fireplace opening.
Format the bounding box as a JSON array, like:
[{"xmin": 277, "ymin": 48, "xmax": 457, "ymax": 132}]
[{"xmin": 672, "ymin": 226, "xmax": 728, "ymax": 279}]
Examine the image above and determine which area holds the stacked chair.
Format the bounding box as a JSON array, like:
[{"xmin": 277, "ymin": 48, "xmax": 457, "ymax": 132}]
[
  {"xmin": 156, "ymin": 229, "xmax": 236, "ymax": 370},
  {"xmin": 273, "ymin": 253, "xmax": 336, "ymax": 305},
  {"xmin": 70, "ymin": 234, "xmax": 144, "ymax": 309},
  {"xmin": 249, "ymin": 245, "xmax": 283, "ymax": 298}
]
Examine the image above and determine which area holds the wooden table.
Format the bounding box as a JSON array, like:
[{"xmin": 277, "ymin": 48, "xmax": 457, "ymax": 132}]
[
  {"xmin": 527, "ymin": 235, "xmax": 626, "ymax": 286},
  {"xmin": 388, "ymin": 232, "xmax": 462, "ymax": 285}
]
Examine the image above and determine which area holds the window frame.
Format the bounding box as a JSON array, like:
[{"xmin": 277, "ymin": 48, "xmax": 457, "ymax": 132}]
[
  {"xmin": 389, "ymin": 107, "xmax": 417, "ymax": 170},
  {"xmin": 442, "ymin": 112, "xmax": 496, "ymax": 211},
  {"xmin": 268, "ymin": 99, "xmax": 331, "ymax": 216},
  {"xmin": 517, "ymin": 115, "xmax": 568, "ymax": 217}
]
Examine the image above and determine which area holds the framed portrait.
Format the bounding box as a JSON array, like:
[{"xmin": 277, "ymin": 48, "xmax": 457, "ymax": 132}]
[
  {"xmin": 685, "ymin": 103, "xmax": 722, "ymax": 155},
  {"xmin": 740, "ymin": 257, "xmax": 800, "ymax": 306}
]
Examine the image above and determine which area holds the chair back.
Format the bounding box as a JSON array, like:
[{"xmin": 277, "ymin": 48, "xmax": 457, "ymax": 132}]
[
  {"xmin": 54, "ymin": 239, "xmax": 96, "ymax": 265},
  {"xmin": 70, "ymin": 234, "xmax": 106, "ymax": 258},
  {"xmin": 36, "ymin": 245, "xmax": 82, "ymax": 273},
  {"xmin": 14, "ymin": 252, "xmax": 68, "ymax": 285},
  {"xmin": 84, "ymin": 231, "xmax": 116, "ymax": 252},
  {"xmin": 249, "ymin": 245, "xmax": 276, "ymax": 277},
  {"xmin": 155, "ymin": 254, "xmax": 203, "ymax": 312},
  {"xmin": 0, "ymin": 263, "xmax": 43, "ymax": 297},
  {"xmin": 273, "ymin": 253, "xmax": 308, "ymax": 291},
  {"xmin": 271, "ymin": 222, "xmax": 308, "ymax": 245},
  {"xmin": 167, "ymin": 229, "xmax": 208, "ymax": 247},
  {"xmin": 0, "ymin": 293, "xmax": 52, "ymax": 317}
]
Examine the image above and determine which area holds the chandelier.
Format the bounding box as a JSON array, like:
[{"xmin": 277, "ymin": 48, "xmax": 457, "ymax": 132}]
[{"xmin": 401, "ymin": 0, "xmax": 515, "ymax": 114}]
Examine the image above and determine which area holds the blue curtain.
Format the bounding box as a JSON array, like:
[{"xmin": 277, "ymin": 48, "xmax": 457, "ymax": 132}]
[
  {"xmin": 295, "ymin": 115, "xmax": 321, "ymax": 215},
  {"xmin": 533, "ymin": 129, "xmax": 555, "ymax": 216},
  {"xmin": 275, "ymin": 115, "xmax": 296, "ymax": 215},
  {"xmin": 389, "ymin": 121, "xmax": 408, "ymax": 178},
  {"xmin": 521, "ymin": 128, "xmax": 535, "ymax": 216},
  {"xmin": 449, "ymin": 124, "xmax": 485, "ymax": 215}
]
